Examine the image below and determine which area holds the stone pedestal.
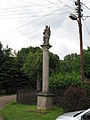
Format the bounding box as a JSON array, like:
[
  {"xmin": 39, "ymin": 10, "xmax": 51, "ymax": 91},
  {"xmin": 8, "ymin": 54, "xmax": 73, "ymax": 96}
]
[{"xmin": 37, "ymin": 92, "xmax": 54, "ymax": 110}]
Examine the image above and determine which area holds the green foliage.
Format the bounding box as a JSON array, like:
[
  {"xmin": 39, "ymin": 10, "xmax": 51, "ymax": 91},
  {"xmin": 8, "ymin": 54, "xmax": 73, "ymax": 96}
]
[
  {"xmin": 83, "ymin": 47, "xmax": 90, "ymax": 78},
  {"xmin": 0, "ymin": 102, "xmax": 64, "ymax": 120},
  {"xmin": 0, "ymin": 42, "xmax": 29, "ymax": 94},
  {"xmin": 49, "ymin": 72, "xmax": 81, "ymax": 89},
  {"xmin": 21, "ymin": 47, "xmax": 43, "ymax": 88},
  {"xmin": 0, "ymin": 40, "xmax": 90, "ymax": 93},
  {"xmin": 63, "ymin": 53, "xmax": 81, "ymax": 74},
  {"xmin": 17, "ymin": 46, "xmax": 60, "ymax": 89},
  {"xmin": 63, "ymin": 47, "xmax": 90, "ymax": 79},
  {"xmin": 49, "ymin": 53, "xmax": 60, "ymax": 74}
]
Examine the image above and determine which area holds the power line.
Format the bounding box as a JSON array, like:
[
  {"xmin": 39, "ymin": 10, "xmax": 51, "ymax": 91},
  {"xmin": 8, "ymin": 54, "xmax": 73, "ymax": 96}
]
[
  {"xmin": 83, "ymin": 1, "xmax": 90, "ymax": 5},
  {"xmin": 0, "ymin": 1, "xmax": 71, "ymax": 18},
  {"xmin": 0, "ymin": 1, "xmax": 72, "ymax": 14},
  {"xmin": 0, "ymin": 5, "xmax": 34, "ymax": 11},
  {"xmin": 0, "ymin": 11, "xmax": 71, "ymax": 18},
  {"xmin": 7, "ymin": 7, "xmax": 71, "ymax": 32},
  {"xmin": 0, "ymin": 0, "xmax": 73, "ymax": 38},
  {"xmin": 0, "ymin": 1, "xmax": 55, "ymax": 11},
  {"xmin": 83, "ymin": 20, "xmax": 90, "ymax": 37},
  {"xmin": 51, "ymin": 18, "xmax": 67, "ymax": 26},
  {"xmin": 0, "ymin": 6, "xmax": 70, "ymax": 16},
  {"xmin": 0, "ymin": 1, "xmax": 63, "ymax": 11},
  {"xmin": 57, "ymin": 0, "xmax": 74, "ymax": 10},
  {"xmin": 8, "ymin": 11, "xmax": 69, "ymax": 34},
  {"xmin": 12, "ymin": 17, "xmax": 67, "ymax": 40},
  {"xmin": 0, "ymin": 8, "xmax": 45, "ymax": 13},
  {"xmin": 82, "ymin": 2, "xmax": 90, "ymax": 11}
]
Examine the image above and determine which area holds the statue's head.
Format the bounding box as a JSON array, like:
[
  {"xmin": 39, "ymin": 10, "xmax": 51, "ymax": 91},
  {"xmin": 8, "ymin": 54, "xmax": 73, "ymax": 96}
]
[{"xmin": 46, "ymin": 25, "xmax": 48, "ymax": 28}]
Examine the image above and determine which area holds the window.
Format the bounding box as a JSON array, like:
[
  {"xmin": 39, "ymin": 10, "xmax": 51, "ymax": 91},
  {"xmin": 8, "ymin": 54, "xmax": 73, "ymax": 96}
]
[{"xmin": 82, "ymin": 111, "xmax": 90, "ymax": 120}]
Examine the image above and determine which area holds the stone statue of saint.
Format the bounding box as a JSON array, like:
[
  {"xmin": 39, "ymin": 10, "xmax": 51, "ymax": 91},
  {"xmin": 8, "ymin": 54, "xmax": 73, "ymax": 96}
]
[{"xmin": 43, "ymin": 25, "xmax": 51, "ymax": 44}]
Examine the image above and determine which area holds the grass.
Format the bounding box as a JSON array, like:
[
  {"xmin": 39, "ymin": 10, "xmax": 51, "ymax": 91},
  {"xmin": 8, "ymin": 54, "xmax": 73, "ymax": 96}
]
[{"xmin": 0, "ymin": 102, "xmax": 64, "ymax": 120}]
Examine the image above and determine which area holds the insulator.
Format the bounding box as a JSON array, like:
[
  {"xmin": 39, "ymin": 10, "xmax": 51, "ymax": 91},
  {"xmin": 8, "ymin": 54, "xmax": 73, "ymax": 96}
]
[
  {"xmin": 81, "ymin": 14, "xmax": 83, "ymax": 17},
  {"xmin": 75, "ymin": 8, "xmax": 79, "ymax": 13},
  {"xmin": 81, "ymin": 9, "xmax": 83, "ymax": 12},
  {"xmin": 75, "ymin": 1, "xmax": 78, "ymax": 6}
]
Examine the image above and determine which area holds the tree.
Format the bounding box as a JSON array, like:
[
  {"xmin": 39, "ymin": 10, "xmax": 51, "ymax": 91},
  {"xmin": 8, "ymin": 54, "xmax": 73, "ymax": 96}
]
[
  {"xmin": 0, "ymin": 43, "xmax": 29, "ymax": 94},
  {"xmin": 49, "ymin": 53, "xmax": 60, "ymax": 74},
  {"xmin": 0, "ymin": 42, "xmax": 6, "ymax": 90},
  {"xmin": 59, "ymin": 53, "xmax": 81, "ymax": 74},
  {"xmin": 17, "ymin": 46, "xmax": 60, "ymax": 89},
  {"xmin": 83, "ymin": 47, "xmax": 90, "ymax": 78},
  {"xmin": 22, "ymin": 47, "xmax": 43, "ymax": 89}
]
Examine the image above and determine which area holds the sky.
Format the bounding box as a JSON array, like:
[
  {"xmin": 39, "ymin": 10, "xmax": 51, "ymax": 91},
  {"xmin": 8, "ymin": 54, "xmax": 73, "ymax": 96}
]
[{"xmin": 0, "ymin": 0, "xmax": 90, "ymax": 59}]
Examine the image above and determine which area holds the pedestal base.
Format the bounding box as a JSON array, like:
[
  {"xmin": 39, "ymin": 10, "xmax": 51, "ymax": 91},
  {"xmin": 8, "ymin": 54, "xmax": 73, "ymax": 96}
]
[{"xmin": 37, "ymin": 92, "xmax": 54, "ymax": 110}]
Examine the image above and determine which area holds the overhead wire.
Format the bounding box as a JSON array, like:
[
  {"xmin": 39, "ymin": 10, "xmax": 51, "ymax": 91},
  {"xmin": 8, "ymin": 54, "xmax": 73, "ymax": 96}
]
[
  {"xmin": 82, "ymin": 3, "xmax": 90, "ymax": 11},
  {"xmin": 0, "ymin": 1, "xmax": 62, "ymax": 11},
  {"xmin": 0, "ymin": 6, "xmax": 70, "ymax": 16},
  {"xmin": 0, "ymin": 0, "xmax": 73, "ymax": 13},
  {"xmin": 56, "ymin": 0, "xmax": 74, "ymax": 10},
  {"xmin": 0, "ymin": 0, "xmax": 72, "ymax": 19},
  {"xmin": 0, "ymin": 0, "xmax": 82, "ymax": 43},
  {"xmin": 0, "ymin": 0, "xmax": 72, "ymax": 13},
  {"xmin": 83, "ymin": 0, "xmax": 90, "ymax": 5},
  {"xmin": 83, "ymin": 20, "xmax": 90, "ymax": 37},
  {"xmin": 7, "ymin": 5, "xmax": 72, "ymax": 33},
  {"xmin": 8, "ymin": 11, "xmax": 69, "ymax": 34},
  {"xmin": 0, "ymin": 0, "xmax": 74, "ymax": 37},
  {"xmin": 17, "ymin": 0, "xmax": 90, "ymax": 40},
  {"xmin": 11, "ymin": 17, "xmax": 68, "ymax": 40}
]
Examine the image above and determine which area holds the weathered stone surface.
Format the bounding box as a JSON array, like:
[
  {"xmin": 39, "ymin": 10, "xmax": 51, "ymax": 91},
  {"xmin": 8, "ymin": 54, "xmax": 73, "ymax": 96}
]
[
  {"xmin": 37, "ymin": 92, "xmax": 54, "ymax": 110},
  {"xmin": 41, "ymin": 44, "xmax": 52, "ymax": 93},
  {"xmin": 37, "ymin": 26, "xmax": 54, "ymax": 110}
]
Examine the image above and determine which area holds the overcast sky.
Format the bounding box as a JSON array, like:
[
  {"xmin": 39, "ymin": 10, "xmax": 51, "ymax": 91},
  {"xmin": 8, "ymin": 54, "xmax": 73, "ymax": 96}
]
[{"xmin": 0, "ymin": 0, "xmax": 90, "ymax": 59}]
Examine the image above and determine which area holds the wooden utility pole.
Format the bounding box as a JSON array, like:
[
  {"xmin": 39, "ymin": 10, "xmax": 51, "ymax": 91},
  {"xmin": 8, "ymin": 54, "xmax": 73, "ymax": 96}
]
[{"xmin": 76, "ymin": 0, "xmax": 84, "ymax": 87}]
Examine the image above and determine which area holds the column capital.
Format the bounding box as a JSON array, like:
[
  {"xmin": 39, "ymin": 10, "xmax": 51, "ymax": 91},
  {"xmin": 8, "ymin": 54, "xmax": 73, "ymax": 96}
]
[{"xmin": 41, "ymin": 44, "xmax": 52, "ymax": 50}]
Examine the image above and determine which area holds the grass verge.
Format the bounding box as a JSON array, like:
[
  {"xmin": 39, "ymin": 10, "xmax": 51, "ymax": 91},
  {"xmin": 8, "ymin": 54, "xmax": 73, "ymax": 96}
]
[{"xmin": 0, "ymin": 102, "xmax": 64, "ymax": 120}]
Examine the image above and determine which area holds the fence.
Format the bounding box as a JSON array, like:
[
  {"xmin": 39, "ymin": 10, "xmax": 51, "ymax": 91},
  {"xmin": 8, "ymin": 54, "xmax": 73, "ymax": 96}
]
[
  {"xmin": 17, "ymin": 88, "xmax": 65, "ymax": 106},
  {"xmin": 17, "ymin": 89, "xmax": 37, "ymax": 105}
]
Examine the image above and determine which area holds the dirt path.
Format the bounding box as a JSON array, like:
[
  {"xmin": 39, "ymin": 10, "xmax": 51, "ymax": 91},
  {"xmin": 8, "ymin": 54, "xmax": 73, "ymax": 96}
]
[
  {"xmin": 0, "ymin": 95, "xmax": 16, "ymax": 110},
  {"xmin": 0, "ymin": 95, "xmax": 16, "ymax": 120}
]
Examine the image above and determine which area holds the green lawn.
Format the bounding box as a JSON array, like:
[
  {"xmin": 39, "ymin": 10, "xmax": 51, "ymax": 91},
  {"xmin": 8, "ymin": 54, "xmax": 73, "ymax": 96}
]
[{"xmin": 0, "ymin": 102, "xmax": 64, "ymax": 120}]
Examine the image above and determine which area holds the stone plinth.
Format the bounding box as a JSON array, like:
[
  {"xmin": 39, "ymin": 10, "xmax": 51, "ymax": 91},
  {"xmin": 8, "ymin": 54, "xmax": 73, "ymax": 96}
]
[{"xmin": 37, "ymin": 92, "xmax": 54, "ymax": 110}]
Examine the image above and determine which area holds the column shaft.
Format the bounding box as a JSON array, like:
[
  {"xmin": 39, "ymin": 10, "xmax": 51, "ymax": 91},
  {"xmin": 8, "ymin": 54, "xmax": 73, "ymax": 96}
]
[{"xmin": 42, "ymin": 47, "xmax": 49, "ymax": 92}]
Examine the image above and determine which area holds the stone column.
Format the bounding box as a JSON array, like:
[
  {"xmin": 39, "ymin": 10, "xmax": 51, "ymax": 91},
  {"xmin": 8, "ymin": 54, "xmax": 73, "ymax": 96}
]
[
  {"xmin": 42, "ymin": 45, "xmax": 51, "ymax": 92},
  {"xmin": 37, "ymin": 26, "xmax": 54, "ymax": 110}
]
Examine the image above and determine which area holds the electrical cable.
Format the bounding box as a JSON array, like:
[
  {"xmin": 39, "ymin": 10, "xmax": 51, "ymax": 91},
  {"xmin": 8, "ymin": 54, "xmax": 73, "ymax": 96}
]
[
  {"xmin": 83, "ymin": 20, "xmax": 90, "ymax": 37},
  {"xmin": 57, "ymin": 0, "xmax": 74, "ymax": 10},
  {"xmin": 8, "ymin": 11, "xmax": 69, "ymax": 34},
  {"xmin": 82, "ymin": 2, "xmax": 90, "ymax": 11},
  {"xmin": 10, "ymin": 17, "xmax": 68, "ymax": 40},
  {"xmin": 7, "ymin": 6, "xmax": 71, "ymax": 32}
]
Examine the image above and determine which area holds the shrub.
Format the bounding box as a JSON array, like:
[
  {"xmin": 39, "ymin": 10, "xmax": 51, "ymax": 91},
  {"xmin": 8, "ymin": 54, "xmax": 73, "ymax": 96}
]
[
  {"xmin": 62, "ymin": 86, "xmax": 87, "ymax": 112},
  {"xmin": 52, "ymin": 88, "xmax": 66, "ymax": 106},
  {"xmin": 49, "ymin": 72, "xmax": 81, "ymax": 90},
  {"xmin": 84, "ymin": 84, "xmax": 90, "ymax": 108}
]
